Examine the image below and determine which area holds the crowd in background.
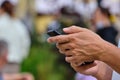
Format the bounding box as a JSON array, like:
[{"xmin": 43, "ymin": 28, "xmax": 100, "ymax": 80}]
[{"xmin": 0, "ymin": 0, "xmax": 119, "ymax": 80}]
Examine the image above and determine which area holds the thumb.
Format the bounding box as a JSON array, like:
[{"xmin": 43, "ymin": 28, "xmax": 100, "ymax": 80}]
[{"xmin": 63, "ymin": 26, "xmax": 85, "ymax": 34}]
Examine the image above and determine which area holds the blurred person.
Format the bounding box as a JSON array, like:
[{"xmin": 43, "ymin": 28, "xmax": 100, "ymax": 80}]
[
  {"xmin": 47, "ymin": 26, "xmax": 120, "ymax": 80},
  {"xmin": 74, "ymin": 0, "xmax": 98, "ymax": 20},
  {"xmin": 0, "ymin": 40, "xmax": 34, "ymax": 80},
  {"xmin": 0, "ymin": 1, "xmax": 31, "ymax": 73},
  {"xmin": 92, "ymin": 7, "xmax": 118, "ymax": 45},
  {"xmin": 35, "ymin": 0, "xmax": 73, "ymax": 14},
  {"xmin": 34, "ymin": 0, "xmax": 60, "ymax": 15}
]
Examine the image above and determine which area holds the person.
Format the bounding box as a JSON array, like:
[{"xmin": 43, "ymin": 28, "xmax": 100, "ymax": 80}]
[
  {"xmin": 73, "ymin": 6, "xmax": 118, "ymax": 80},
  {"xmin": 0, "ymin": 1, "xmax": 31, "ymax": 73},
  {"xmin": 92, "ymin": 7, "xmax": 118, "ymax": 45},
  {"xmin": 74, "ymin": 0, "xmax": 97, "ymax": 20},
  {"xmin": 47, "ymin": 26, "xmax": 120, "ymax": 79},
  {"xmin": 0, "ymin": 40, "xmax": 34, "ymax": 80}
]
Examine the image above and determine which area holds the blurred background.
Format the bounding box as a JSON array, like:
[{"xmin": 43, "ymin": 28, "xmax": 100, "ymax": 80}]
[{"xmin": 0, "ymin": 0, "xmax": 120, "ymax": 80}]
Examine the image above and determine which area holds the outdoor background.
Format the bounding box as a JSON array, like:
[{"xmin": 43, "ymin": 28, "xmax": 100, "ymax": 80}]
[{"xmin": 0, "ymin": 0, "xmax": 120, "ymax": 80}]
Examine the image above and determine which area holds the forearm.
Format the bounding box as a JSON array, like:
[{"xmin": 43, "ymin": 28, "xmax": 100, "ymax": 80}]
[{"xmin": 99, "ymin": 41, "xmax": 120, "ymax": 74}]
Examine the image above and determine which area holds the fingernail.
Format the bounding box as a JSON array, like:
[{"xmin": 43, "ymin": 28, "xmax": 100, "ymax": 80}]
[
  {"xmin": 47, "ymin": 39, "xmax": 51, "ymax": 43},
  {"xmin": 63, "ymin": 28, "xmax": 69, "ymax": 31}
]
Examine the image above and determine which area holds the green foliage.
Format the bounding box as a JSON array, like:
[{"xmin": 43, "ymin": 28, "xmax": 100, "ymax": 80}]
[
  {"xmin": 21, "ymin": 42, "xmax": 75, "ymax": 80},
  {"xmin": 21, "ymin": 27, "xmax": 75, "ymax": 80}
]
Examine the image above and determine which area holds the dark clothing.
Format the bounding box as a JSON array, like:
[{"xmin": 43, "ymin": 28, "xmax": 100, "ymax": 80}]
[{"xmin": 97, "ymin": 26, "xmax": 118, "ymax": 45}]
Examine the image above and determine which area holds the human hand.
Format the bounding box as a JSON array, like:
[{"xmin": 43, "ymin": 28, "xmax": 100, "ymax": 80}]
[
  {"xmin": 47, "ymin": 26, "xmax": 107, "ymax": 65},
  {"xmin": 71, "ymin": 61, "xmax": 113, "ymax": 80}
]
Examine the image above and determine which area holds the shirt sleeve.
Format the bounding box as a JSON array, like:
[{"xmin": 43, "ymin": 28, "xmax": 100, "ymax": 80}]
[{"xmin": 112, "ymin": 71, "xmax": 120, "ymax": 80}]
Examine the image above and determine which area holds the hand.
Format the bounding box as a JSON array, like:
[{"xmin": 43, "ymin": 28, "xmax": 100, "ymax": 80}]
[
  {"xmin": 47, "ymin": 26, "xmax": 107, "ymax": 65},
  {"xmin": 71, "ymin": 61, "xmax": 113, "ymax": 80},
  {"xmin": 47, "ymin": 26, "xmax": 120, "ymax": 74}
]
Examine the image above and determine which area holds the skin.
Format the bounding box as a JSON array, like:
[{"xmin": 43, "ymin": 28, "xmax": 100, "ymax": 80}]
[
  {"xmin": 71, "ymin": 61, "xmax": 112, "ymax": 80},
  {"xmin": 47, "ymin": 26, "xmax": 120, "ymax": 77}
]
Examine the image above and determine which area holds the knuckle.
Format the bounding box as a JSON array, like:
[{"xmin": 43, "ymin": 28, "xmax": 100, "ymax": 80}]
[
  {"xmin": 65, "ymin": 57, "xmax": 70, "ymax": 63},
  {"xmin": 69, "ymin": 43, "xmax": 76, "ymax": 49},
  {"xmin": 56, "ymin": 37, "xmax": 60, "ymax": 42},
  {"xmin": 71, "ymin": 50, "xmax": 77, "ymax": 55},
  {"xmin": 83, "ymin": 28, "xmax": 88, "ymax": 31},
  {"xmin": 68, "ymin": 37, "xmax": 76, "ymax": 42},
  {"xmin": 71, "ymin": 26, "xmax": 76, "ymax": 28},
  {"xmin": 67, "ymin": 44, "xmax": 73, "ymax": 49},
  {"xmin": 59, "ymin": 49, "xmax": 64, "ymax": 54}
]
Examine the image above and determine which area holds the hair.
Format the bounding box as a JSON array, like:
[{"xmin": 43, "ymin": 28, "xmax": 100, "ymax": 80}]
[
  {"xmin": 1, "ymin": 0, "xmax": 14, "ymax": 16},
  {"xmin": 0, "ymin": 40, "xmax": 8, "ymax": 55},
  {"xmin": 99, "ymin": 6, "xmax": 111, "ymax": 18}
]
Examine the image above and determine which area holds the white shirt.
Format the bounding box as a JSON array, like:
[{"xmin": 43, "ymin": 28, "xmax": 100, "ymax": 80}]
[
  {"xmin": 112, "ymin": 71, "xmax": 120, "ymax": 80},
  {"xmin": 35, "ymin": 0, "xmax": 60, "ymax": 14},
  {"xmin": 74, "ymin": 0, "xmax": 97, "ymax": 19},
  {"xmin": 0, "ymin": 14, "xmax": 30, "ymax": 63},
  {"xmin": 35, "ymin": 0, "xmax": 73, "ymax": 14}
]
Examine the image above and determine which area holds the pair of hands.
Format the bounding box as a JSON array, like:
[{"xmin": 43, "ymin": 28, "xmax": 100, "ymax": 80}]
[{"xmin": 47, "ymin": 26, "xmax": 112, "ymax": 79}]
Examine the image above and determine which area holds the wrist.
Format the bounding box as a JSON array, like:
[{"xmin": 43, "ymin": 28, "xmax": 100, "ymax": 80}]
[{"xmin": 98, "ymin": 41, "xmax": 118, "ymax": 62}]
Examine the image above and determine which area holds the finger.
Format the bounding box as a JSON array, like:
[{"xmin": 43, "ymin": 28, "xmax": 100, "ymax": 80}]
[
  {"xmin": 66, "ymin": 55, "xmax": 94, "ymax": 65},
  {"xmin": 71, "ymin": 62, "xmax": 96, "ymax": 71},
  {"xmin": 65, "ymin": 56, "xmax": 81, "ymax": 63},
  {"xmin": 47, "ymin": 35, "xmax": 70, "ymax": 43},
  {"xmin": 56, "ymin": 43, "xmax": 75, "ymax": 54},
  {"xmin": 63, "ymin": 26, "xmax": 86, "ymax": 34},
  {"xmin": 59, "ymin": 49, "xmax": 75, "ymax": 57}
]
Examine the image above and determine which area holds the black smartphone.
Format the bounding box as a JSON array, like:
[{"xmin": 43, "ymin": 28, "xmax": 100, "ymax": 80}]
[
  {"xmin": 47, "ymin": 30, "xmax": 61, "ymax": 37},
  {"xmin": 47, "ymin": 30, "xmax": 94, "ymax": 66}
]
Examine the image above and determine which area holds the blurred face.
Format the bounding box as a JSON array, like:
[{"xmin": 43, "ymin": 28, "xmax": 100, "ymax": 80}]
[
  {"xmin": 91, "ymin": 8, "xmax": 102, "ymax": 25},
  {"xmin": 1, "ymin": 1, "xmax": 14, "ymax": 16}
]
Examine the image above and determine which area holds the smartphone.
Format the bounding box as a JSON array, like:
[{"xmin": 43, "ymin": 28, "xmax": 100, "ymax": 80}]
[
  {"xmin": 47, "ymin": 30, "xmax": 94, "ymax": 66},
  {"xmin": 47, "ymin": 30, "xmax": 61, "ymax": 37}
]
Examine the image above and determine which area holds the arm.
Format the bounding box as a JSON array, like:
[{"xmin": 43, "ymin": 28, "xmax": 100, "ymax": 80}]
[{"xmin": 98, "ymin": 41, "xmax": 120, "ymax": 74}]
